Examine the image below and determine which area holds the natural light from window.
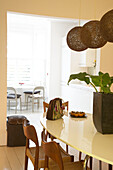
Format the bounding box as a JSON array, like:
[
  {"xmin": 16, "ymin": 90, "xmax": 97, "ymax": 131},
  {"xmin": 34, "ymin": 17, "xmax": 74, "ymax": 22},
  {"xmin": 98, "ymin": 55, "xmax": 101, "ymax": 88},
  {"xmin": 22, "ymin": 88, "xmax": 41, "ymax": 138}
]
[{"xmin": 7, "ymin": 12, "xmax": 50, "ymax": 87}]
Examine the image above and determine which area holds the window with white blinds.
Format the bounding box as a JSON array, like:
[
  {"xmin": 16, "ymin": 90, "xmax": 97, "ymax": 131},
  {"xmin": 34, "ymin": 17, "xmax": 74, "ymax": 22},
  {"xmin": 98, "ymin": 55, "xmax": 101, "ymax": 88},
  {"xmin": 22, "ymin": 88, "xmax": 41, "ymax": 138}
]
[
  {"xmin": 7, "ymin": 59, "xmax": 31, "ymax": 84},
  {"xmin": 7, "ymin": 13, "xmax": 50, "ymax": 86}
]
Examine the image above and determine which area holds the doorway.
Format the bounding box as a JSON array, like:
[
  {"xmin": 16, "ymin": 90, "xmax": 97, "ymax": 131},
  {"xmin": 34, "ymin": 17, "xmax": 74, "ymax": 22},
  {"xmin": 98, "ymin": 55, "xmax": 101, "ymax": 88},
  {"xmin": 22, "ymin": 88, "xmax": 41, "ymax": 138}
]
[{"xmin": 7, "ymin": 12, "xmax": 77, "ymax": 114}]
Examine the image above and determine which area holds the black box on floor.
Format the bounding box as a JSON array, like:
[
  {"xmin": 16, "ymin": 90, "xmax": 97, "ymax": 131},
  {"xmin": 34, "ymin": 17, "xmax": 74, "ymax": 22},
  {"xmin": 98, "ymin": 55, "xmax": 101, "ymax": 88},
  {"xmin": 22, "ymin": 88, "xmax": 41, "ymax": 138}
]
[{"xmin": 7, "ymin": 115, "xmax": 29, "ymax": 147}]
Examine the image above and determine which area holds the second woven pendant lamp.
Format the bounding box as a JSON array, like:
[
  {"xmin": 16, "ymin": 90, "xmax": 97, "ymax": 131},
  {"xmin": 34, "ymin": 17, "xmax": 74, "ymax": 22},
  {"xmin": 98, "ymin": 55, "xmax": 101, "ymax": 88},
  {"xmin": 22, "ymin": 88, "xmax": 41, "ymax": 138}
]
[
  {"xmin": 100, "ymin": 9, "xmax": 113, "ymax": 42},
  {"xmin": 81, "ymin": 20, "xmax": 107, "ymax": 48},
  {"xmin": 67, "ymin": 26, "xmax": 88, "ymax": 51}
]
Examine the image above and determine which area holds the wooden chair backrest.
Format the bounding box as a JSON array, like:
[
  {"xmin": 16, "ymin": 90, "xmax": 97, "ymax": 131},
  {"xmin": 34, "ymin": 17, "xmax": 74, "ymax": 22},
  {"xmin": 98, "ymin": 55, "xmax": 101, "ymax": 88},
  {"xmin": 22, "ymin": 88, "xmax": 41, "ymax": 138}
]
[
  {"xmin": 23, "ymin": 121, "xmax": 40, "ymax": 168},
  {"xmin": 41, "ymin": 131, "xmax": 64, "ymax": 170},
  {"xmin": 23, "ymin": 120, "xmax": 39, "ymax": 146},
  {"xmin": 43, "ymin": 101, "xmax": 49, "ymax": 112},
  {"xmin": 62, "ymin": 101, "xmax": 68, "ymax": 111}
]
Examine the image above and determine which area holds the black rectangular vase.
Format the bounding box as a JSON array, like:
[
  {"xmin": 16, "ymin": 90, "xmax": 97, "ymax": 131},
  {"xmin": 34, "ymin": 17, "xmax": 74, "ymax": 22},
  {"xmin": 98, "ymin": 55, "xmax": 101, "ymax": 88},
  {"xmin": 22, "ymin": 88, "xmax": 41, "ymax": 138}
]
[{"xmin": 93, "ymin": 92, "xmax": 113, "ymax": 134}]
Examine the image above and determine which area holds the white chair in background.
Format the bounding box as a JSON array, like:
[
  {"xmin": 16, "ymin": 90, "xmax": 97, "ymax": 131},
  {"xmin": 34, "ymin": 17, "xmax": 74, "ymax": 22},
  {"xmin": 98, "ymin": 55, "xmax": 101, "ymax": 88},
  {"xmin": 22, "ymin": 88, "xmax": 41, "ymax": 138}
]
[
  {"xmin": 27, "ymin": 86, "xmax": 45, "ymax": 112},
  {"xmin": 23, "ymin": 87, "xmax": 41, "ymax": 105},
  {"xmin": 7, "ymin": 87, "xmax": 22, "ymax": 113}
]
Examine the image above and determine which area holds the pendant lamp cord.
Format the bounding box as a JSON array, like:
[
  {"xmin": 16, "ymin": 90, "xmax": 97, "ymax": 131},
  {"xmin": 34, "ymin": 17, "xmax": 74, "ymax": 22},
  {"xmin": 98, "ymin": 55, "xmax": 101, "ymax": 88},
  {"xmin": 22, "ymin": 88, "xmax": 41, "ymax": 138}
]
[
  {"xmin": 79, "ymin": 0, "xmax": 81, "ymax": 26},
  {"xmin": 94, "ymin": 0, "xmax": 97, "ymax": 69}
]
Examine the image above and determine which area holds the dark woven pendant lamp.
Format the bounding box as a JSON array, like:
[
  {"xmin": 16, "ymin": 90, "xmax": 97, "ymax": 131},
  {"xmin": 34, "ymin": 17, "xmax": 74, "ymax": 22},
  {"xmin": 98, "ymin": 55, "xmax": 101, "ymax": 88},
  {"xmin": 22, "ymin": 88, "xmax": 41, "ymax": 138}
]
[
  {"xmin": 67, "ymin": 26, "xmax": 88, "ymax": 51},
  {"xmin": 100, "ymin": 9, "xmax": 113, "ymax": 42},
  {"xmin": 81, "ymin": 20, "xmax": 107, "ymax": 48},
  {"xmin": 66, "ymin": 0, "xmax": 88, "ymax": 52}
]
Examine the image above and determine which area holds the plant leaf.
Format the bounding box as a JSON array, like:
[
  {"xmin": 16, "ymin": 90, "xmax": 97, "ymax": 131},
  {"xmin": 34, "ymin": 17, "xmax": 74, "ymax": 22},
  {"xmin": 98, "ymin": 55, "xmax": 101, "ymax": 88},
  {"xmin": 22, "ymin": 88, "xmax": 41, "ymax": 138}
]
[
  {"xmin": 68, "ymin": 71, "xmax": 113, "ymax": 93},
  {"xmin": 90, "ymin": 75, "xmax": 101, "ymax": 86},
  {"xmin": 99, "ymin": 71, "xmax": 103, "ymax": 76},
  {"xmin": 68, "ymin": 72, "xmax": 90, "ymax": 85},
  {"xmin": 101, "ymin": 86, "xmax": 111, "ymax": 93},
  {"xmin": 102, "ymin": 73, "xmax": 111, "ymax": 86}
]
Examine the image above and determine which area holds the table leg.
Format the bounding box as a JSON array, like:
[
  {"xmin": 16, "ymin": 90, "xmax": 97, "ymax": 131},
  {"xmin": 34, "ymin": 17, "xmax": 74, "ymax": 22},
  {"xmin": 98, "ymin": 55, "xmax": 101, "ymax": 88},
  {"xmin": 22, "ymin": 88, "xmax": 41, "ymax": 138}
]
[
  {"xmin": 90, "ymin": 157, "xmax": 92, "ymax": 170},
  {"xmin": 79, "ymin": 151, "xmax": 82, "ymax": 161},
  {"xmin": 99, "ymin": 160, "xmax": 102, "ymax": 170},
  {"xmin": 66, "ymin": 144, "xmax": 68, "ymax": 153},
  {"xmin": 109, "ymin": 164, "xmax": 112, "ymax": 170},
  {"xmin": 83, "ymin": 155, "xmax": 90, "ymax": 170}
]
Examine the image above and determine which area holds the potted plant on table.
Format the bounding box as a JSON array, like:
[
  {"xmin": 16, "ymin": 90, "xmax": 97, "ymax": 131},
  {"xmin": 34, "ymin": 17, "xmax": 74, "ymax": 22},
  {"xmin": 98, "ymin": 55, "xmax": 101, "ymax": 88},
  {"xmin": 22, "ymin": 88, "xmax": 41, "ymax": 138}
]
[{"xmin": 68, "ymin": 71, "xmax": 113, "ymax": 134}]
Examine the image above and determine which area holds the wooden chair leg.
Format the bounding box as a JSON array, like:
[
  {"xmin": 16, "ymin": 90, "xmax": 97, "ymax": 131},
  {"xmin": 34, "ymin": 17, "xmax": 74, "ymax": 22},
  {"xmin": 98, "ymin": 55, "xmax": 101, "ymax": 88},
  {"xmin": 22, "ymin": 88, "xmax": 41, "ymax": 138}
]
[
  {"xmin": 45, "ymin": 130, "xmax": 48, "ymax": 141},
  {"xmin": 25, "ymin": 155, "xmax": 28, "ymax": 170},
  {"xmin": 51, "ymin": 135, "xmax": 54, "ymax": 141},
  {"xmin": 34, "ymin": 161, "xmax": 38, "ymax": 170}
]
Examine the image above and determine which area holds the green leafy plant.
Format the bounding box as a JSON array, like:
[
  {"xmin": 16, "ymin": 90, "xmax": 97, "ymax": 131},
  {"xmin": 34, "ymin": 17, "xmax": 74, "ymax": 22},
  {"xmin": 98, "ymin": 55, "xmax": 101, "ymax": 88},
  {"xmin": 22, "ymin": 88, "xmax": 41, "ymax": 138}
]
[{"xmin": 68, "ymin": 71, "xmax": 113, "ymax": 93}]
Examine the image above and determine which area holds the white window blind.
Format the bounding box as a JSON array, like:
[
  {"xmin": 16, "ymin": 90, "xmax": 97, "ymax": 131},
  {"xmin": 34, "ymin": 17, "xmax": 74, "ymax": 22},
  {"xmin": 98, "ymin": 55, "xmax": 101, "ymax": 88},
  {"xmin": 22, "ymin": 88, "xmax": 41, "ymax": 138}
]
[
  {"xmin": 7, "ymin": 13, "xmax": 50, "ymax": 86},
  {"xmin": 7, "ymin": 59, "xmax": 31, "ymax": 84}
]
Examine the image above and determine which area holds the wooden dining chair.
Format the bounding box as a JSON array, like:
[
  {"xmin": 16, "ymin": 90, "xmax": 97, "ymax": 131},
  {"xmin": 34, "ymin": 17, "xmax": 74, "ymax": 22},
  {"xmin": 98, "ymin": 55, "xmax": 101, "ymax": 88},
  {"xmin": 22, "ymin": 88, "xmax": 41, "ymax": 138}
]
[
  {"xmin": 23, "ymin": 121, "xmax": 74, "ymax": 170},
  {"xmin": 42, "ymin": 130, "xmax": 91, "ymax": 170}
]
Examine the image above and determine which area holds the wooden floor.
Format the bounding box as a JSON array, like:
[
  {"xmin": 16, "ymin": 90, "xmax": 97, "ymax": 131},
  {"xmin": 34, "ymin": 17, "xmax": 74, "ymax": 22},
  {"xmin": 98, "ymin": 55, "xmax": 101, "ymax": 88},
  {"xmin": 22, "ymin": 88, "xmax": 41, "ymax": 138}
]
[{"xmin": 2, "ymin": 105, "xmax": 109, "ymax": 170}]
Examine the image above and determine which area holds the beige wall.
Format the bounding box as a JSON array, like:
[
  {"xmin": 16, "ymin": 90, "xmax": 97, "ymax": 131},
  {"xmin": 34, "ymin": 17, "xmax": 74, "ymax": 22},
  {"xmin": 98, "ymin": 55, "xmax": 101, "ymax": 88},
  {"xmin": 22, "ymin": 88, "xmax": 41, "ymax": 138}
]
[
  {"xmin": 0, "ymin": 10, "xmax": 7, "ymax": 145},
  {"xmin": 100, "ymin": 43, "xmax": 113, "ymax": 74},
  {"xmin": 0, "ymin": 0, "xmax": 113, "ymax": 145}
]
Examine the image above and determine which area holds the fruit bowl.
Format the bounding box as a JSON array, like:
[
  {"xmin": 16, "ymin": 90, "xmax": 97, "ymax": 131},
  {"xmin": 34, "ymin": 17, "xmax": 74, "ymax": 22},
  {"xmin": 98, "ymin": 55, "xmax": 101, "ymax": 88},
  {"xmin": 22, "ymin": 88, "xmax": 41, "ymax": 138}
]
[{"xmin": 69, "ymin": 111, "xmax": 87, "ymax": 118}]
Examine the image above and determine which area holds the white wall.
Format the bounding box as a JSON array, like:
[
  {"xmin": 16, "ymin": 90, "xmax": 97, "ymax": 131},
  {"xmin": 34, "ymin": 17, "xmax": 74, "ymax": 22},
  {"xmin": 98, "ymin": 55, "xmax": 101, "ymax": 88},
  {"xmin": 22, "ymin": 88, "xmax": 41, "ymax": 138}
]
[
  {"xmin": 49, "ymin": 20, "xmax": 77, "ymax": 100},
  {"xmin": 61, "ymin": 83, "xmax": 95, "ymax": 114}
]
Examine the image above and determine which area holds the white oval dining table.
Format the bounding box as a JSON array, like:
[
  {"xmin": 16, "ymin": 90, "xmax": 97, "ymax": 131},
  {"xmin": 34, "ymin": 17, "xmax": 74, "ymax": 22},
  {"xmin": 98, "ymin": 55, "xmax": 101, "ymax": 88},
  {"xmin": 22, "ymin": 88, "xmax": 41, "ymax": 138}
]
[{"xmin": 40, "ymin": 113, "xmax": 113, "ymax": 168}]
